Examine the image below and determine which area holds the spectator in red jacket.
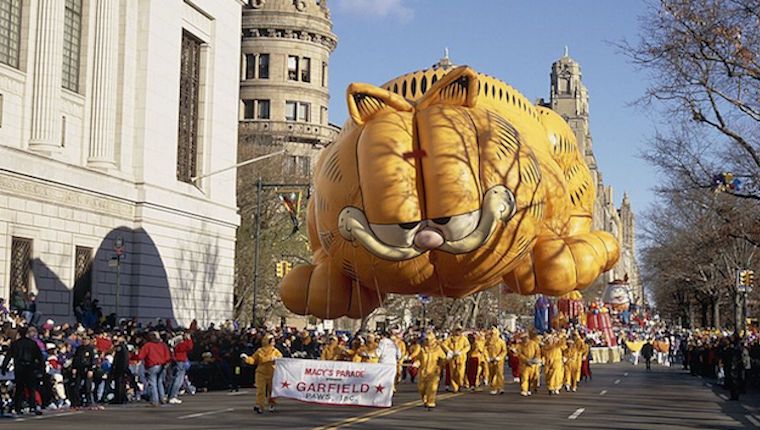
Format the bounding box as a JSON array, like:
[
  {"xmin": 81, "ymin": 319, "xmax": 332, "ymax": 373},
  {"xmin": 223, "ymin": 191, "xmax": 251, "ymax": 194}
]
[
  {"xmin": 137, "ymin": 331, "xmax": 170, "ymax": 406},
  {"xmin": 168, "ymin": 331, "xmax": 194, "ymax": 404}
]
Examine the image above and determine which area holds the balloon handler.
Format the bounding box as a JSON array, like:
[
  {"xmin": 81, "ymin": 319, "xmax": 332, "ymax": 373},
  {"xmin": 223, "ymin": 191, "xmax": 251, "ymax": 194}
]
[
  {"xmin": 417, "ymin": 332, "xmax": 449, "ymax": 410},
  {"xmin": 486, "ymin": 327, "xmax": 507, "ymax": 395},
  {"xmin": 517, "ymin": 332, "xmax": 542, "ymax": 396},
  {"xmin": 241, "ymin": 334, "xmax": 283, "ymax": 414}
]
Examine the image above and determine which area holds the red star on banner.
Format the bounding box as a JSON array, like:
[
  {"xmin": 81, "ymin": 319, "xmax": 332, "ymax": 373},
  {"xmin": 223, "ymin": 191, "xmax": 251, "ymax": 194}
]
[
  {"xmin": 375, "ymin": 384, "xmax": 384, "ymax": 393},
  {"xmin": 281, "ymin": 381, "xmax": 290, "ymax": 389}
]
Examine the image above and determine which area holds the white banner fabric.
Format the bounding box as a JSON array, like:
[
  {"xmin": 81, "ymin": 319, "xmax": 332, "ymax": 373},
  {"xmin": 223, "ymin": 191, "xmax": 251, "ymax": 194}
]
[{"xmin": 272, "ymin": 358, "xmax": 396, "ymax": 408}]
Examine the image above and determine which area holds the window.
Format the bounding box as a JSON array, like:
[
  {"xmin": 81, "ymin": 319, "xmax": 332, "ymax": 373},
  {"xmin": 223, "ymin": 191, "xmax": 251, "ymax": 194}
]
[
  {"xmin": 245, "ymin": 54, "xmax": 255, "ymax": 79},
  {"xmin": 287, "ymin": 56, "xmax": 298, "ymax": 81},
  {"xmin": 285, "ymin": 101, "xmax": 296, "ymax": 121},
  {"xmin": 258, "ymin": 53, "xmax": 269, "ymax": 79},
  {"xmin": 298, "ymin": 102, "xmax": 309, "ymax": 122},
  {"xmin": 256, "ymin": 99, "xmax": 270, "ymax": 119},
  {"xmin": 0, "ymin": 0, "xmax": 22, "ymax": 69},
  {"xmin": 176, "ymin": 30, "xmax": 203, "ymax": 183},
  {"xmin": 301, "ymin": 57, "xmax": 311, "ymax": 82},
  {"xmin": 9, "ymin": 237, "xmax": 32, "ymax": 311},
  {"xmin": 62, "ymin": 0, "xmax": 82, "ymax": 92},
  {"xmin": 243, "ymin": 99, "xmax": 255, "ymax": 119},
  {"xmin": 321, "ymin": 61, "xmax": 327, "ymax": 87},
  {"xmin": 285, "ymin": 101, "xmax": 309, "ymax": 122},
  {"xmin": 284, "ymin": 155, "xmax": 310, "ymax": 177},
  {"xmin": 72, "ymin": 246, "xmax": 93, "ymax": 314}
]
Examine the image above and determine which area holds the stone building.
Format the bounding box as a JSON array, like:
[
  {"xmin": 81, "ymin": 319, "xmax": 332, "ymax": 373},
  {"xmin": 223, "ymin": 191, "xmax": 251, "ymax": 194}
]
[
  {"xmin": 0, "ymin": 0, "xmax": 244, "ymax": 325},
  {"xmin": 235, "ymin": 0, "xmax": 339, "ymax": 324},
  {"xmin": 544, "ymin": 49, "xmax": 642, "ymax": 304}
]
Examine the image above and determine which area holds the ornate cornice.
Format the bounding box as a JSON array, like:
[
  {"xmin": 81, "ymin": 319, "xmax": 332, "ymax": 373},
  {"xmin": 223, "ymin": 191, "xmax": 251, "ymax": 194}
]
[{"xmin": 241, "ymin": 26, "xmax": 337, "ymax": 51}]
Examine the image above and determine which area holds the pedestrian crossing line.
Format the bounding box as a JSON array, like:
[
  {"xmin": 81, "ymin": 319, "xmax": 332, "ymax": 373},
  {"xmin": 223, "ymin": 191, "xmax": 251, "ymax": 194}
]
[
  {"xmin": 568, "ymin": 408, "xmax": 585, "ymax": 420},
  {"xmin": 177, "ymin": 407, "xmax": 234, "ymax": 420},
  {"xmin": 704, "ymin": 382, "xmax": 712, "ymax": 388},
  {"xmin": 312, "ymin": 392, "xmax": 464, "ymax": 430},
  {"xmin": 718, "ymin": 394, "xmax": 729, "ymax": 401},
  {"xmin": 227, "ymin": 390, "xmax": 250, "ymax": 396},
  {"xmin": 746, "ymin": 414, "xmax": 760, "ymax": 427},
  {"xmin": 599, "ymin": 390, "xmax": 607, "ymax": 396},
  {"xmin": 623, "ymin": 372, "xmax": 629, "ymax": 377},
  {"xmin": 614, "ymin": 379, "xmax": 621, "ymax": 384}
]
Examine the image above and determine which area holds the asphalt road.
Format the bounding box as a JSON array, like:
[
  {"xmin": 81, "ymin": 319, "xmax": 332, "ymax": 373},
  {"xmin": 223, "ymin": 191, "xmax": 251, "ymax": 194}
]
[{"xmin": 2, "ymin": 362, "xmax": 758, "ymax": 430}]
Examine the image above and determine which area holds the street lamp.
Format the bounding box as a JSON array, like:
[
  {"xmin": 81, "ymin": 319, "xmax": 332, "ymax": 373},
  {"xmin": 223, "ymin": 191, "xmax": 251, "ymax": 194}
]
[{"xmin": 113, "ymin": 237, "xmax": 124, "ymax": 322}]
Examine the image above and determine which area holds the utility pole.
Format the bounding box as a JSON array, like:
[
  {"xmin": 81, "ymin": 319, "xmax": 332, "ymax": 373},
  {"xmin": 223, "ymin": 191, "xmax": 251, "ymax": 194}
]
[{"xmin": 250, "ymin": 179, "xmax": 311, "ymax": 327}]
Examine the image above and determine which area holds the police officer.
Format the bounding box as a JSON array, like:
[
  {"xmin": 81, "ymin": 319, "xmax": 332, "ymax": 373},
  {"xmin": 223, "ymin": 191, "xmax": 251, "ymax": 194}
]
[{"xmin": 1, "ymin": 326, "xmax": 44, "ymax": 416}]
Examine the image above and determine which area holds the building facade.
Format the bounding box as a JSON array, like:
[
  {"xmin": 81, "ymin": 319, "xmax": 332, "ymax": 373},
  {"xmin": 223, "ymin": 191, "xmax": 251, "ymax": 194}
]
[
  {"xmin": 0, "ymin": 0, "xmax": 244, "ymax": 325},
  {"xmin": 235, "ymin": 0, "xmax": 339, "ymax": 324},
  {"xmin": 544, "ymin": 50, "xmax": 643, "ymax": 304}
]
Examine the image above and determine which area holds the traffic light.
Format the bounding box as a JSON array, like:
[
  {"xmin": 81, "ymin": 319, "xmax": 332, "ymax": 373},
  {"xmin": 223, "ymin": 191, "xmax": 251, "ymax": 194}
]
[
  {"xmin": 276, "ymin": 261, "xmax": 293, "ymax": 278},
  {"xmin": 739, "ymin": 270, "xmax": 755, "ymax": 286}
]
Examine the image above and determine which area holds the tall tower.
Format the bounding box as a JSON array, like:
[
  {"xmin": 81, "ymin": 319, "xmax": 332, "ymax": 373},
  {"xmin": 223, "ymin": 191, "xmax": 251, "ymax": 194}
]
[
  {"xmin": 548, "ymin": 47, "xmax": 597, "ymax": 173},
  {"xmin": 236, "ymin": 0, "xmax": 339, "ymax": 323},
  {"xmin": 239, "ymin": 0, "xmax": 338, "ymax": 153}
]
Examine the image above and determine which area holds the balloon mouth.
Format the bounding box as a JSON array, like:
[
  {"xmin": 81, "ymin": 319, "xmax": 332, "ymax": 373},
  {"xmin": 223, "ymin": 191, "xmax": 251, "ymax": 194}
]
[{"xmin": 337, "ymin": 185, "xmax": 516, "ymax": 261}]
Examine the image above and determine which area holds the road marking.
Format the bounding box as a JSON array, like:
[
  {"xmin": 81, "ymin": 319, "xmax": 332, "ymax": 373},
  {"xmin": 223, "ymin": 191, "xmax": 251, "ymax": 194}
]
[
  {"xmin": 599, "ymin": 390, "xmax": 607, "ymax": 396},
  {"xmin": 312, "ymin": 392, "xmax": 464, "ymax": 430},
  {"xmin": 14, "ymin": 411, "xmax": 84, "ymax": 422},
  {"xmin": 178, "ymin": 408, "xmax": 234, "ymax": 420},
  {"xmin": 568, "ymin": 408, "xmax": 585, "ymax": 420},
  {"xmin": 746, "ymin": 415, "xmax": 760, "ymax": 427},
  {"xmin": 614, "ymin": 379, "xmax": 620, "ymax": 384},
  {"xmin": 623, "ymin": 372, "xmax": 629, "ymax": 377},
  {"xmin": 718, "ymin": 394, "xmax": 729, "ymax": 401},
  {"xmin": 705, "ymin": 382, "xmax": 712, "ymax": 388},
  {"xmin": 227, "ymin": 391, "xmax": 250, "ymax": 396}
]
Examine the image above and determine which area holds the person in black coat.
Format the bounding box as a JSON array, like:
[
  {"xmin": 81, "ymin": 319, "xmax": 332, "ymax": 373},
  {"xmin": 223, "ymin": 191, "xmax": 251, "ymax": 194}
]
[
  {"xmin": 109, "ymin": 335, "xmax": 130, "ymax": 404},
  {"xmin": 1, "ymin": 326, "xmax": 44, "ymax": 415},
  {"xmin": 71, "ymin": 336, "xmax": 97, "ymax": 407},
  {"xmin": 641, "ymin": 339, "xmax": 655, "ymax": 371}
]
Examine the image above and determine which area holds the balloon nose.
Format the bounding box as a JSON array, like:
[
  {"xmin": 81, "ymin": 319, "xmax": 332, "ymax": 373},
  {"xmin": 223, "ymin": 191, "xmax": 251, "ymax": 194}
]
[{"xmin": 413, "ymin": 228, "xmax": 444, "ymax": 250}]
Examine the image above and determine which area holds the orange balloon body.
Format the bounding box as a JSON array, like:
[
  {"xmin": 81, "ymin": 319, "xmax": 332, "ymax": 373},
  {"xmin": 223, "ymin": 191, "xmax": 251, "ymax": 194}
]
[{"xmin": 280, "ymin": 66, "xmax": 620, "ymax": 319}]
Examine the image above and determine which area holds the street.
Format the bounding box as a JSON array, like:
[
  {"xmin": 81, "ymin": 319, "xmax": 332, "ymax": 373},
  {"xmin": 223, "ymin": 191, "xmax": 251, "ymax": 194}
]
[{"xmin": 2, "ymin": 363, "xmax": 758, "ymax": 430}]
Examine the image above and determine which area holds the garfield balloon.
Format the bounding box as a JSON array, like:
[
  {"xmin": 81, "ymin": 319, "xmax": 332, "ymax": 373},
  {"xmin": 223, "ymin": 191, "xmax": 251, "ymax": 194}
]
[{"xmin": 280, "ymin": 66, "xmax": 620, "ymax": 319}]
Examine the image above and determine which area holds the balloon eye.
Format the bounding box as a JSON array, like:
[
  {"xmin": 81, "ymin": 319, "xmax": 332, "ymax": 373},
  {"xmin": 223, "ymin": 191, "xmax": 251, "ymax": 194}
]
[
  {"xmin": 399, "ymin": 222, "xmax": 420, "ymax": 230},
  {"xmin": 432, "ymin": 217, "xmax": 451, "ymax": 225}
]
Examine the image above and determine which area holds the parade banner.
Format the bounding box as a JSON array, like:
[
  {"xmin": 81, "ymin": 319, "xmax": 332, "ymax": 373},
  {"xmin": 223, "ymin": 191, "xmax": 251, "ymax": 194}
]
[{"xmin": 272, "ymin": 358, "xmax": 395, "ymax": 408}]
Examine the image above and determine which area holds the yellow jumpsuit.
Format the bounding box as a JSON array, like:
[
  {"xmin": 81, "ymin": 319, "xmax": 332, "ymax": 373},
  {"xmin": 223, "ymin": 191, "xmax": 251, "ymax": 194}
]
[
  {"xmin": 542, "ymin": 338, "xmax": 564, "ymax": 393},
  {"xmin": 320, "ymin": 340, "xmax": 343, "ymax": 361},
  {"xmin": 517, "ymin": 337, "xmax": 541, "ymax": 394},
  {"xmin": 444, "ymin": 334, "xmax": 470, "ymax": 392},
  {"xmin": 357, "ymin": 341, "xmax": 380, "ymax": 363},
  {"xmin": 417, "ymin": 334, "xmax": 448, "ymax": 408},
  {"xmin": 563, "ymin": 340, "xmax": 580, "ymax": 390},
  {"xmin": 468, "ymin": 333, "xmax": 489, "ymax": 389},
  {"xmin": 485, "ymin": 329, "xmax": 507, "ymax": 393},
  {"xmin": 407, "ymin": 342, "xmax": 422, "ymax": 381},
  {"xmin": 572, "ymin": 338, "xmax": 584, "ymax": 386},
  {"xmin": 393, "ymin": 336, "xmax": 407, "ymax": 383},
  {"xmin": 244, "ymin": 343, "xmax": 283, "ymax": 409}
]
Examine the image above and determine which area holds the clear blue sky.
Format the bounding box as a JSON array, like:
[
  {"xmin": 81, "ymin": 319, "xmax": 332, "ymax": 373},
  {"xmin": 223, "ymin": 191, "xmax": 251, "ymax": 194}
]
[{"xmin": 327, "ymin": 0, "xmax": 659, "ymax": 220}]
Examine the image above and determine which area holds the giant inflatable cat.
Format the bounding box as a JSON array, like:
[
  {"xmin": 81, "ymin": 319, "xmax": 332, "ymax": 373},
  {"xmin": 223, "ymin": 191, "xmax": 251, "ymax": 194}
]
[{"xmin": 280, "ymin": 65, "xmax": 619, "ymax": 319}]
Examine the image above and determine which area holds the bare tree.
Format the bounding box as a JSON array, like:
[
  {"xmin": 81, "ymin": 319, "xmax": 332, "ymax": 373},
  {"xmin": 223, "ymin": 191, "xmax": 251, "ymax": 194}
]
[{"xmin": 623, "ymin": 0, "xmax": 760, "ymax": 200}]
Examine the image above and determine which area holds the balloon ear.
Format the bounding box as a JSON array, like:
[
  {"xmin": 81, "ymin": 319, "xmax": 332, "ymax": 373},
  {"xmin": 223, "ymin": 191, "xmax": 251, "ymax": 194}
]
[
  {"xmin": 346, "ymin": 83, "xmax": 413, "ymax": 126},
  {"xmin": 416, "ymin": 66, "xmax": 479, "ymax": 110}
]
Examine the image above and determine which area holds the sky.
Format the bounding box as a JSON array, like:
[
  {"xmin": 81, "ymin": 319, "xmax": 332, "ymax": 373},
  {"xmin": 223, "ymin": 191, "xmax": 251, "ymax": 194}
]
[{"xmin": 326, "ymin": 0, "xmax": 660, "ymax": 219}]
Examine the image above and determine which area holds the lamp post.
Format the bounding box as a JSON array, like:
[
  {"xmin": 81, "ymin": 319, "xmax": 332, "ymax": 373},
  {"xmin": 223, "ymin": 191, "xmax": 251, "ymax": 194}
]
[
  {"xmin": 114, "ymin": 237, "xmax": 124, "ymax": 322},
  {"xmin": 250, "ymin": 180, "xmax": 311, "ymax": 327}
]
